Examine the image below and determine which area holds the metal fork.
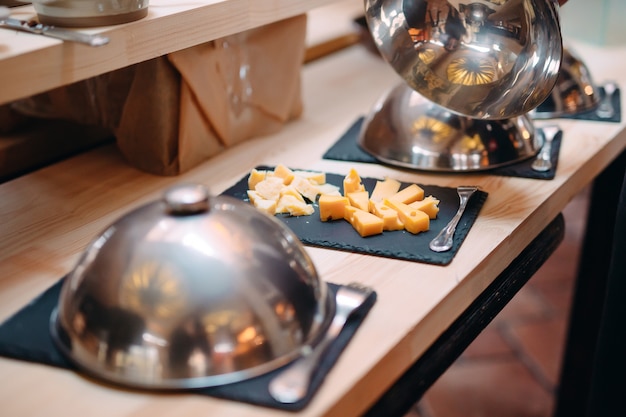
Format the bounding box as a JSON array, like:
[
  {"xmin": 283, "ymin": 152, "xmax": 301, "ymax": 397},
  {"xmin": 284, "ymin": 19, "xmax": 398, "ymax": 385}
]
[
  {"xmin": 531, "ymin": 125, "xmax": 560, "ymax": 172},
  {"xmin": 596, "ymin": 81, "xmax": 618, "ymax": 119},
  {"xmin": 268, "ymin": 282, "xmax": 373, "ymax": 404},
  {"xmin": 429, "ymin": 186, "xmax": 478, "ymax": 252}
]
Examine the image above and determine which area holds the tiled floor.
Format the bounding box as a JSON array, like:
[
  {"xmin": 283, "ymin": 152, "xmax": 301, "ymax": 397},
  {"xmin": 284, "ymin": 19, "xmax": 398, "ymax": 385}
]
[{"xmin": 405, "ymin": 187, "xmax": 591, "ymax": 417}]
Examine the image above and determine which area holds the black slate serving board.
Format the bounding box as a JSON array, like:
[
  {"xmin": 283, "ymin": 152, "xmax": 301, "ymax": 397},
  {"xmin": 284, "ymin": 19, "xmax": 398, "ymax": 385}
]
[{"xmin": 222, "ymin": 166, "xmax": 488, "ymax": 266}]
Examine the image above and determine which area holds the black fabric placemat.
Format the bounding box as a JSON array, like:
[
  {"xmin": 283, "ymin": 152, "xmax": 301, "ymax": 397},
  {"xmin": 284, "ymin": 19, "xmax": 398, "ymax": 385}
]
[
  {"xmin": 323, "ymin": 117, "xmax": 562, "ymax": 180},
  {"xmin": 222, "ymin": 167, "xmax": 488, "ymax": 266},
  {"xmin": 0, "ymin": 279, "xmax": 376, "ymax": 411},
  {"xmin": 533, "ymin": 85, "xmax": 622, "ymax": 123}
]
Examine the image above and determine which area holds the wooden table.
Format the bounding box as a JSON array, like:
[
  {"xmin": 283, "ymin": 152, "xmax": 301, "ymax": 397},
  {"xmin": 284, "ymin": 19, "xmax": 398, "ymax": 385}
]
[{"xmin": 1, "ymin": 20, "xmax": 625, "ymax": 417}]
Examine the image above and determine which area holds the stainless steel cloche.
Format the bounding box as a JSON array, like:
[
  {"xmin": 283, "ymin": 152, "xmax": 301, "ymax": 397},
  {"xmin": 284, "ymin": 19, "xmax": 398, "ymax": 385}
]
[
  {"xmin": 532, "ymin": 46, "xmax": 600, "ymax": 119},
  {"xmin": 364, "ymin": 0, "xmax": 563, "ymax": 119},
  {"xmin": 50, "ymin": 184, "xmax": 334, "ymax": 390},
  {"xmin": 359, "ymin": 82, "xmax": 542, "ymax": 171}
]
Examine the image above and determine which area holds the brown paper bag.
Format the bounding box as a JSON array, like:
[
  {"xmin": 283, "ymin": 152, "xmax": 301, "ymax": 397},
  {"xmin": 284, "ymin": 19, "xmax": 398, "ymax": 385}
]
[
  {"xmin": 8, "ymin": 15, "xmax": 307, "ymax": 176},
  {"xmin": 116, "ymin": 14, "xmax": 307, "ymax": 175}
]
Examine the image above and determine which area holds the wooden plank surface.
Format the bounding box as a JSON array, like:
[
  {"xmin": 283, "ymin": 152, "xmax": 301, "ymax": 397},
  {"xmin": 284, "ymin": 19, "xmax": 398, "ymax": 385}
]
[
  {"xmin": 0, "ymin": 27, "xmax": 625, "ymax": 417},
  {"xmin": 0, "ymin": 0, "xmax": 347, "ymax": 105},
  {"xmin": 0, "ymin": 0, "xmax": 362, "ymax": 183}
]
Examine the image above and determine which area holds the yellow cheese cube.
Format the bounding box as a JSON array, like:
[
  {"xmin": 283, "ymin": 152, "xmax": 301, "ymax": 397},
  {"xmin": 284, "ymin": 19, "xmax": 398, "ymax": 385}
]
[
  {"xmin": 347, "ymin": 190, "xmax": 370, "ymax": 211},
  {"xmin": 384, "ymin": 198, "xmax": 430, "ymax": 234},
  {"xmin": 408, "ymin": 196, "xmax": 440, "ymax": 219},
  {"xmin": 293, "ymin": 170, "xmax": 326, "ymax": 185},
  {"xmin": 370, "ymin": 201, "xmax": 405, "ymax": 231},
  {"xmin": 273, "ymin": 164, "xmax": 295, "ymax": 185},
  {"xmin": 370, "ymin": 178, "xmax": 401, "ymax": 203},
  {"xmin": 319, "ymin": 194, "xmax": 350, "ymax": 221},
  {"xmin": 343, "ymin": 168, "xmax": 365, "ymax": 195},
  {"xmin": 248, "ymin": 169, "xmax": 268, "ymax": 190},
  {"xmin": 343, "ymin": 206, "xmax": 384, "ymax": 237},
  {"xmin": 291, "ymin": 175, "xmax": 321, "ymax": 202},
  {"xmin": 388, "ymin": 183, "xmax": 425, "ymax": 204}
]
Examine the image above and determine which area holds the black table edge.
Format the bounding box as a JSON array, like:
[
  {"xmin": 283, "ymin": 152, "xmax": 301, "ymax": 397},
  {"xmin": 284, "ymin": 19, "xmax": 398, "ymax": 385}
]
[{"xmin": 364, "ymin": 212, "xmax": 566, "ymax": 417}]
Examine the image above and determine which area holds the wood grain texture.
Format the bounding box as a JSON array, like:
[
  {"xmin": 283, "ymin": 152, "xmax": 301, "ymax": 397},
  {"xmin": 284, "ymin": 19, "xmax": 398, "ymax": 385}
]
[
  {"xmin": 0, "ymin": 0, "xmax": 346, "ymax": 105},
  {"xmin": 0, "ymin": 6, "xmax": 625, "ymax": 417}
]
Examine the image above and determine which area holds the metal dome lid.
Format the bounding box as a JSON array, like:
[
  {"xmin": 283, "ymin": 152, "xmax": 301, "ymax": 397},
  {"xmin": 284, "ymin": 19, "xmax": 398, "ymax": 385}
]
[{"xmin": 50, "ymin": 183, "xmax": 334, "ymax": 390}]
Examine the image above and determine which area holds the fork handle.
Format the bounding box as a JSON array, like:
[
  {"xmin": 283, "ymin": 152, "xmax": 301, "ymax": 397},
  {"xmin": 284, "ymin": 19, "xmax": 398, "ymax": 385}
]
[
  {"xmin": 429, "ymin": 196, "xmax": 471, "ymax": 252},
  {"xmin": 268, "ymin": 314, "xmax": 346, "ymax": 403},
  {"xmin": 596, "ymin": 83, "xmax": 617, "ymax": 119}
]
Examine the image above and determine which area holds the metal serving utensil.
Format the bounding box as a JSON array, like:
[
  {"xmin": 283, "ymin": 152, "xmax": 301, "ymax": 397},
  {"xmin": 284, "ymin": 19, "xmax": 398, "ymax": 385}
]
[
  {"xmin": 429, "ymin": 186, "xmax": 478, "ymax": 252},
  {"xmin": 0, "ymin": 12, "xmax": 109, "ymax": 47},
  {"xmin": 363, "ymin": 0, "xmax": 563, "ymax": 120},
  {"xmin": 596, "ymin": 81, "xmax": 618, "ymax": 119},
  {"xmin": 50, "ymin": 184, "xmax": 336, "ymax": 390},
  {"xmin": 531, "ymin": 125, "xmax": 560, "ymax": 172},
  {"xmin": 268, "ymin": 282, "xmax": 373, "ymax": 404},
  {"xmin": 358, "ymin": 82, "xmax": 542, "ymax": 172},
  {"xmin": 531, "ymin": 47, "xmax": 601, "ymax": 120}
]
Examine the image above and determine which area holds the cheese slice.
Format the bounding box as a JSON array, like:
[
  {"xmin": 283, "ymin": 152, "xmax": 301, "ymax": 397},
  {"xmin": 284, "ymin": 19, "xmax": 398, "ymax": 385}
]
[
  {"xmin": 254, "ymin": 177, "xmax": 285, "ymax": 201},
  {"xmin": 272, "ymin": 164, "xmax": 295, "ymax": 185},
  {"xmin": 370, "ymin": 178, "xmax": 401, "ymax": 203},
  {"xmin": 247, "ymin": 190, "xmax": 276, "ymax": 215},
  {"xmin": 291, "ymin": 175, "xmax": 321, "ymax": 202},
  {"xmin": 388, "ymin": 184, "xmax": 425, "ymax": 204},
  {"xmin": 370, "ymin": 201, "xmax": 404, "ymax": 231},
  {"xmin": 293, "ymin": 170, "xmax": 326, "ymax": 185},
  {"xmin": 247, "ymin": 189, "xmax": 261, "ymax": 205},
  {"xmin": 276, "ymin": 194, "xmax": 314, "ymax": 216},
  {"xmin": 343, "ymin": 206, "xmax": 384, "ymax": 237},
  {"xmin": 347, "ymin": 190, "xmax": 369, "ymax": 211},
  {"xmin": 318, "ymin": 183, "xmax": 341, "ymax": 196},
  {"xmin": 408, "ymin": 196, "xmax": 440, "ymax": 219},
  {"xmin": 319, "ymin": 194, "xmax": 349, "ymax": 221},
  {"xmin": 383, "ymin": 198, "xmax": 430, "ymax": 234},
  {"xmin": 248, "ymin": 168, "xmax": 268, "ymax": 190},
  {"xmin": 343, "ymin": 168, "xmax": 365, "ymax": 195},
  {"xmin": 280, "ymin": 184, "xmax": 305, "ymax": 202}
]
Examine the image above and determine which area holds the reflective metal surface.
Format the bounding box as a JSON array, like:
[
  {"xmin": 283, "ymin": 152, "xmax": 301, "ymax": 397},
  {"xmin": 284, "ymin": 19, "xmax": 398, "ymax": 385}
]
[
  {"xmin": 531, "ymin": 124, "xmax": 559, "ymax": 172},
  {"xmin": 358, "ymin": 82, "xmax": 542, "ymax": 171},
  {"xmin": 0, "ymin": 16, "xmax": 110, "ymax": 46},
  {"xmin": 32, "ymin": 0, "xmax": 149, "ymax": 27},
  {"xmin": 596, "ymin": 81, "xmax": 618, "ymax": 119},
  {"xmin": 364, "ymin": 0, "xmax": 563, "ymax": 119},
  {"xmin": 51, "ymin": 184, "xmax": 334, "ymax": 390},
  {"xmin": 429, "ymin": 186, "xmax": 478, "ymax": 252},
  {"xmin": 532, "ymin": 47, "xmax": 600, "ymax": 119},
  {"xmin": 268, "ymin": 282, "xmax": 374, "ymax": 404}
]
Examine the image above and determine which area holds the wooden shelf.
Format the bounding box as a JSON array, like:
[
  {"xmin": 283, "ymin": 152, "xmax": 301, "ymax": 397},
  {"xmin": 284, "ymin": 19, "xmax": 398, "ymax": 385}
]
[{"xmin": 0, "ymin": 0, "xmax": 346, "ymax": 105}]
